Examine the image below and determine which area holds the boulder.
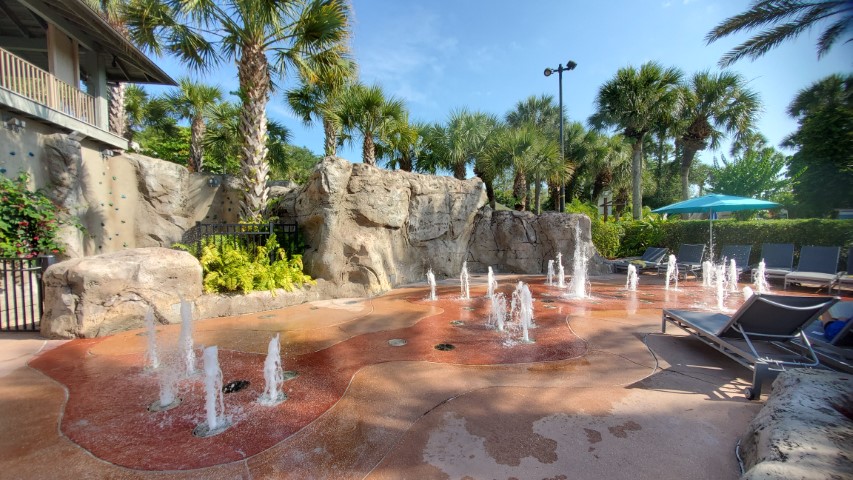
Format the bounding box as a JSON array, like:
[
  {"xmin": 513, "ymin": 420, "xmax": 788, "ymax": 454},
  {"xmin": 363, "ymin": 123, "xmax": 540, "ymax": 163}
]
[
  {"xmin": 467, "ymin": 209, "xmax": 611, "ymax": 275},
  {"xmin": 739, "ymin": 368, "xmax": 852, "ymax": 479},
  {"xmin": 124, "ymin": 153, "xmax": 191, "ymax": 247},
  {"xmin": 40, "ymin": 248, "xmax": 202, "ymax": 338},
  {"xmin": 294, "ymin": 157, "xmax": 486, "ymax": 295}
]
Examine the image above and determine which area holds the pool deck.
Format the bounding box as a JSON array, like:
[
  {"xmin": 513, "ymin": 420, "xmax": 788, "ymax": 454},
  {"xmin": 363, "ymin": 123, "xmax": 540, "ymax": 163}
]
[{"xmin": 0, "ymin": 274, "xmax": 832, "ymax": 479}]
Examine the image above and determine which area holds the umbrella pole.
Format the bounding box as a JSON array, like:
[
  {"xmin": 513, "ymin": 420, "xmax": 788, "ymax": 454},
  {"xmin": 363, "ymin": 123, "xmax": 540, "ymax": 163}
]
[{"xmin": 709, "ymin": 210, "xmax": 713, "ymax": 262}]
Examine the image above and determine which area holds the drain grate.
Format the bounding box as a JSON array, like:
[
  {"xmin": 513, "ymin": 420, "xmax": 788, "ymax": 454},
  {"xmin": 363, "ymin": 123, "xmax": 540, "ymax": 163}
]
[
  {"xmin": 449, "ymin": 320, "xmax": 465, "ymax": 326},
  {"xmin": 388, "ymin": 338, "xmax": 407, "ymax": 347},
  {"xmin": 434, "ymin": 343, "xmax": 455, "ymax": 351},
  {"xmin": 222, "ymin": 380, "xmax": 250, "ymax": 394}
]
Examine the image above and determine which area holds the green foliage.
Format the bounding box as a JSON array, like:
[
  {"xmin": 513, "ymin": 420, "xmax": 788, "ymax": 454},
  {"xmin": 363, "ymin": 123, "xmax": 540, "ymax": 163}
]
[
  {"xmin": 709, "ymin": 147, "xmax": 791, "ymax": 202},
  {"xmin": 136, "ymin": 126, "xmax": 191, "ymax": 167},
  {"xmin": 649, "ymin": 219, "xmax": 853, "ymax": 266},
  {"xmin": 0, "ymin": 174, "xmax": 66, "ymax": 258},
  {"xmin": 617, "ymin": 215, "xmax": 669, "ymax": 257},
  {"xmin": 591, "ymin": 220, "xmax": 623, "ymax": 258},
  {"xmin": 564, "ymin": 198, "xmax": 599, "ymax": 220},
  {"xmin": 784, "ymin": 74, "xmax": 853, "ymax": 217},
  {"xmin": 270, "ymin": 145, "xmax": 322, "ymax": 184},
  {"xmin": 197, "ymin": 234, "xmax": 314, "ymax": 294}
]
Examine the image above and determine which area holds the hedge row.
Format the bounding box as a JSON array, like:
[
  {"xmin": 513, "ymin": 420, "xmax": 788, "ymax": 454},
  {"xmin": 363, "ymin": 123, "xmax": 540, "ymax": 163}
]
[{"xmin": 615, "ymin": 218, "xmax": 853, "ymax": 269}]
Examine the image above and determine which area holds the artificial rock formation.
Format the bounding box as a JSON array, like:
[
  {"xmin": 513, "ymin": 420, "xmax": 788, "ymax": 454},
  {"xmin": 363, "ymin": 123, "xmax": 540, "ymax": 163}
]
[
  {"xmin": 40, "ymin": 248, "xmax": 202, "ymax": 338},
  {"xmin": 293, "ymin": 157, "xmax": 487, "ymax": 296},
  {"xmin": 739, "ymin": 369, "xmax": 852, "ymax": 479},
  {"xmin": 467, "ymin": 209, "xmax": 610, "ymax": 275}
]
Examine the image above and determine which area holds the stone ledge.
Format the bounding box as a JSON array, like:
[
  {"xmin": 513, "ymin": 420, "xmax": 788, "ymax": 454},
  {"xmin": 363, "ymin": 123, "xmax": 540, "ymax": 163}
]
[{"xmin": 740, "ymin": 368, "xmax": 852, "ymax": 479}]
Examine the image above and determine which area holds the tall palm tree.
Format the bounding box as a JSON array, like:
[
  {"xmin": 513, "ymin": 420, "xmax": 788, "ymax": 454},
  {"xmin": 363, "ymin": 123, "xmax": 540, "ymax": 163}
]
[
  {"xmin": 286, "ymin": 47, "xmax": 356, "ymax": 157},
  {"xmin": 204, "ymin": 101, "xmax": 290, "ymax": 175},
  {"xmin": 674, "ymin": 71, "xmax": 761, "ymax": 199},
  {"xmin": 506, "ymin": 95, "xmax": 562, "ymax": 212},
  {"xmin": 123, "ymin": 0, "xmax": 351, "ymax": 220},
  {"xmin": 483, "ymin": 125, "xmax": 537, "ymax": 210},
  {"xmin": 336, "ymin": 83, "xmax": 406, "ymax": 166},
  {"xmin": 164, "ymin": 78, "xmax": 223, "ymax": 172},
  {"xmin": 590, "ymin": 62, "xmax": 683, "ymax": 220},
  {"xmin": 706, "ymin": 0, "xmax": 853, "ymax": 67}
]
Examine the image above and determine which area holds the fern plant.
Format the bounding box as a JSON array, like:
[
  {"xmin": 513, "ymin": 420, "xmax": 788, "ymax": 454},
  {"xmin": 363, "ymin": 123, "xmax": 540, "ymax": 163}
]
[{"xmin": 197, "ymin": 234, "xmax": 314, "ymax": 294}]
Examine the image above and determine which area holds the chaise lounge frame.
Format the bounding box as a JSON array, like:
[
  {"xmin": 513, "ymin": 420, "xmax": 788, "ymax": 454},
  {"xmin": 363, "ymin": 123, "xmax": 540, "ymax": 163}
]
[{"xmin": 662, "ymin": 294, "xmax": 837, "ymax": 400}]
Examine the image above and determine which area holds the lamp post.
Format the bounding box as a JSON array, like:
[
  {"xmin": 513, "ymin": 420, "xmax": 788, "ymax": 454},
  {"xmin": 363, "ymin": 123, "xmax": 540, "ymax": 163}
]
[{"xmin": 544, "ymin": 60, "xmax": 576, "ymax": 213}]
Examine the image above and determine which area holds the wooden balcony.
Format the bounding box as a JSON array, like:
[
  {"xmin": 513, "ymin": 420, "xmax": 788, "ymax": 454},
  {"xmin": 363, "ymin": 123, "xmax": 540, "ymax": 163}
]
[{"xmin": 0, "ymin": 47, "xmax": 96, "ymax": 126}]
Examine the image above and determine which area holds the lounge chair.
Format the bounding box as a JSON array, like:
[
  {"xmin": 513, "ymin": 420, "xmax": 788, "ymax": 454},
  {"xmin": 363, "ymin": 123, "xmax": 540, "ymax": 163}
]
[
  {"xmin": 718, "ymin": 244, "xmax": 753, "ymax": 277},
  {"xmin": 661, "ymin": 293, "xmax": 838, "ymax": 399},
  {"xmin": 800, "ymin": 302, "xmax": 853, "ymax": 373},
  {"xmin": 784, "ymin": 245, "xmax": 841, "ymax": 292},
  {"xmin": 658, "ymin": 244, "xmax": 705, "ymax": 278},
  {"xmin": 830, "ymin": 247, "xmax": 852, "ymax": 294},
  {"xmin": 757, "ymin": 243, "xmax": 795, "ymax": 281},
  {"xmin": 611, "ymin": 247, "xmax": 668, "ymax": 272}
]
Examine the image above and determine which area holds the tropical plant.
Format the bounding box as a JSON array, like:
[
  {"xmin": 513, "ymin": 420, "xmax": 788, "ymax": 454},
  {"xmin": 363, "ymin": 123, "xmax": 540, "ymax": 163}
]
[
  {"xmin": 376, "ymin": 116, "xmax": 424, "ymax": 172},
  {"xmin": 506, "ymin": 95, "xmax": 563, "ymax": 212},
  {"xmin": 286, "ymin": 47, "xmax": 356, "ymax": 157},
  {"xmin": 590, "ymin": 62, "xmax": 683, "ymax": 220},
  {"xmin": 706, "ymin": 0, "xmax": 853, "ymax": 67},
  {"xmin": 0, "ymin": 174, "xmax": 66, "ymax": 258},
  {"xmin": 197, "ymin": 234, "xmax": 314, "ymax": 294},
  {"xmin": 674, "ymin": 70, "xmax": 761, "ymax": 200},
  {"xmin": 337, "ymin": 83, "xmax": 407, "ymax": 166},
  {"xmin": 203, "ymin": 101, "xmax": 291, "ymax": 176},
  {"xmin": 164, "ymin": 78, "xmax": 223, "ymax": 172},
  {"xmin": 783, "ymin": 73, "xmax": 853, "ymax": 217},
  {"xmin": 423, "ymin": 108, "xmax": 498, "ymax": 180},
  {"xmin": 123, "ymin": 0, "xmax": 351, "ymax": 221}
]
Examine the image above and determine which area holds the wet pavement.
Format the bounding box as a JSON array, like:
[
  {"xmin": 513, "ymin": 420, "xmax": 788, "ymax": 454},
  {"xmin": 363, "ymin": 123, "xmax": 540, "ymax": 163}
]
[{"xmin": 0, "ymin": 273, "xmax": 834, "ymax": 479}]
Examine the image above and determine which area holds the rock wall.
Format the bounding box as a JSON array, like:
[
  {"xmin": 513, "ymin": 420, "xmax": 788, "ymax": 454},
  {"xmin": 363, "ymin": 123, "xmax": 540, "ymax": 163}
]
[
  {"xmin": 467, "ymin": 209, "xmax": 610, "ymax": 275},
  {"xmin": 293, "ymin": 157, "xmax": 487, "ymax": 296}
]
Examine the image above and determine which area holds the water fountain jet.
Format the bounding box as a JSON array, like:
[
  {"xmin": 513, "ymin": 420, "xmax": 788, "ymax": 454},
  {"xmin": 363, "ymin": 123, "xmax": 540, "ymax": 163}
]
[
  {"xmin": 626, "ymin": 264, "xmax": 638, "ymax": 291},
  {"xmin": 178, "ymin": 300, "xmax": 196, "ymax": 376},
  {"xmin": 753, "ymin": 260, "xmax": 770, "ymax": 294},
  {"xmin": 460, "ymin": 261, "xmax": 470, "ymax": 300},
  {"xmin": 193, "ymin": 346, "xmax": 229, "ymax": 437},
  {"xmin": 426, "ymin": 269, "xmax": 437, "ymax": 301},
  {"xmin": 144, "ymin": 308, "xmax": 159, "ymax": 370},
  {"xmin": 546, "ymin": 260, "xmax": 555, "ymax": 286},
  {"xmin": 664, "ymin": 255, "xmax": 679, "ymax": 291},
  {"xmin": 258, "ymin": 334, "xmax": 286, "ymax": 406},
  {"xmin": 487, "ymin": 266, "xmax": 497, "ymax": 299}
]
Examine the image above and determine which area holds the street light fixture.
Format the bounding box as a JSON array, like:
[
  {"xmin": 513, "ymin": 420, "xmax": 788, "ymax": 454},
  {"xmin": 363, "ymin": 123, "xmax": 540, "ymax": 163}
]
[{"xmin": 544, "ymin": 59, "xmax": 577, "ymax": 212}]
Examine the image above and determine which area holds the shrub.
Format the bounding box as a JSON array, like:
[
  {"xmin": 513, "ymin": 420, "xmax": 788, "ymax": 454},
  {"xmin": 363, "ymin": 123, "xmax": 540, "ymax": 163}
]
[
  {"xmin": 196, "ymin": 234, "xmax": 314, "ymax": 294},
  {"xmin": 0, "ymin": 174, "xmax": 65, "ymax": 258},
  {"xmin": 591, "ymin": 220, "xmax": 622, "ymax": 258}
]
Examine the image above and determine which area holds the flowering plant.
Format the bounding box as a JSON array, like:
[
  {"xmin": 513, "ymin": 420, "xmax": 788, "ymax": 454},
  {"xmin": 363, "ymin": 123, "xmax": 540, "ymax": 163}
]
[{"xmin": 0, "ymin": 174, "xmax": 65, "ymax": 258}]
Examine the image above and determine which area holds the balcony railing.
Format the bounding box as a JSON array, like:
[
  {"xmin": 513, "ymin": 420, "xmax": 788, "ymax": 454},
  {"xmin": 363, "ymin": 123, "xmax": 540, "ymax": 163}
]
[{"xmin": 0, "ymin": 47, "xmax": 95, "ymax": 126}]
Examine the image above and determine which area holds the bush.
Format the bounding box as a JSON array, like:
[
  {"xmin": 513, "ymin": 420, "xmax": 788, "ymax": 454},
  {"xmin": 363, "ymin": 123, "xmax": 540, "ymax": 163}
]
[
  {"xmin": 196, "ymin": 234, "xmax": 314, "ymax": 294},
  {"xmin": 591, "ymin": 220, "xmax": 622, "ymax": 258},
  {"xmin": 619, "ymin": 217, "xmax": 853, "ymax": 266},
  {"xmin": 0, "ymin": 174, "xmax": 65, "ymax": 258}
]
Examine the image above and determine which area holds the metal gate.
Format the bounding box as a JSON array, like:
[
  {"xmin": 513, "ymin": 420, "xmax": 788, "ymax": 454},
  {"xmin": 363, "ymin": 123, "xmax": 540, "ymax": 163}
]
[{"xmin": 0, "ymin": 256, "xmax": 54, "ymax": 332}]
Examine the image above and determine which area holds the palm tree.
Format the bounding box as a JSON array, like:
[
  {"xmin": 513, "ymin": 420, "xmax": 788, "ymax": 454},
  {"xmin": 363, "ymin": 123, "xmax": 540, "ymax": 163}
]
[
  {"xmin": 706, "ymin": 0, "xmax": 853, "ymax": 67},
  {"xmin": 123, "ymin": 0, "xmax": 351, "ymax": 220},
  {"xmin": 590, "ymin": 62, "xmax": 683, "ymax": 220},
  {"xmin": 674, "ymin": 71, "xmax": 761, "ymax": 199},
  {"xmin": 204, "ymin": 101, "xmax": 290, "ymax": 176},
  {"xmin": 377, "ymin": 117, "xmax": 423, "ymax": 172},
  {"xmin": 433, "ymin": 109, "xmax": 498, "ymax": 180},
  {"xmin": 164, "ymin": 78, "xmax": 223, "ymax": 172},
  {"xmin": 286, "ymin": 47, "xmax": 356, "ymax": 157},
  {"xmin": 506, "ymin": 95, "xmax": 562, "ymax": 211},
  {"xmin": 336, "ymin": 83, "xmax": 406, "ymax": 166}
]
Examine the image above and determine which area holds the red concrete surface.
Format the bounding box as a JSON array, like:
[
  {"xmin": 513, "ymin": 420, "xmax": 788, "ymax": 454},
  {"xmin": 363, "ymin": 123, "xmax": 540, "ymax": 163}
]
[{"xmin": 4, "ymin": 273, "xmax": 829, "ymax": 478}]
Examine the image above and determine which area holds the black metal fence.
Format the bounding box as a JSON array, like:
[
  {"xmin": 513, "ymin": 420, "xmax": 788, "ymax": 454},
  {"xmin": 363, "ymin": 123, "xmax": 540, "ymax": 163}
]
[
  {"xmin": 1, "ymin": 256, "xmax": 55, "ymax": 332},
  {"xmin": 181, "ymin": 222, "xmax": 303, "ymax": 260}
]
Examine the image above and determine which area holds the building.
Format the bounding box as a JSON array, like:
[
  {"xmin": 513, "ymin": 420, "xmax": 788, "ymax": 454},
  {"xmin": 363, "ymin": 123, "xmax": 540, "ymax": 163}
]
[{"xmin": 1, "ymin": 0, "xmax": 175, "ymax": 188}]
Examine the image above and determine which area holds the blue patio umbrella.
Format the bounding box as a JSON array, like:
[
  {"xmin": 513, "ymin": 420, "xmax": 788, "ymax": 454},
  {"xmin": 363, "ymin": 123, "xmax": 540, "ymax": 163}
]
[{"xmin": 652, "ymin": 194, "xmax": 781, "ymax": 257}]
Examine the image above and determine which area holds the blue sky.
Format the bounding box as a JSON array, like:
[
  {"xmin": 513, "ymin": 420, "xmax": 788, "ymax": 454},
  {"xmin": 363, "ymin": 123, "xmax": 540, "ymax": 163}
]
[{"xmin": 150, "ymin": 0, "xmax": 851, "ymax": 166}]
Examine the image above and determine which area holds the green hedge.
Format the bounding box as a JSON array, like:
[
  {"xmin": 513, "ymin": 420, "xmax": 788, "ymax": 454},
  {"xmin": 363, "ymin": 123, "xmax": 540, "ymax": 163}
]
[
  {"xmin": 618, "ymin": 218, "xmax": 853, "ymax": 268},
  {"xmin": 591, "ymin": 221, "xmax": 623, "ymax": 258}
]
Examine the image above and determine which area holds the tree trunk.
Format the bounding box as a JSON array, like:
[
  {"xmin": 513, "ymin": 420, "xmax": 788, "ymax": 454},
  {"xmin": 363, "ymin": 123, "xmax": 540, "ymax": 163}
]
[
  {"xmin": 453, "ymin": 162, "xmax": 466, "ymax": 180},
  {"xmin": 631, "ymin": 134, "xmax": 645, "ymax": 220},
  {"xmin": 534, "ymin": 175, "xmax": 542, "ymax": 214},
  {"xmin": 323, "ymin": 118, "xmax": 337, "ymax": 157},
  {"xmin": 513, "ymin": 169, "xmax": 527, "ymax": 210},
  {"xmin": 109, "ymin": 82, "xmax": 126, "ymax": 139},
  {"xmin": 189, "ymin": 116, "xmax": 206, "ymax": 173},
  {"xmin": 237, "ymin": 44, "xmax": 271, "ymax": 221},
  {"xmin": 399, "ymin": 154, "xmax": 412, "ymax": 172},
  {"xmin": 363, "ymin": 135, "xmax": 375, "ymax": 165},
  {"xmin": 680, "ymin": 146, "xmax": 698, "ymax": 200},
  {"xmin": 485, "ymin": 180, "xmax": 496, "ymax": 209}
]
